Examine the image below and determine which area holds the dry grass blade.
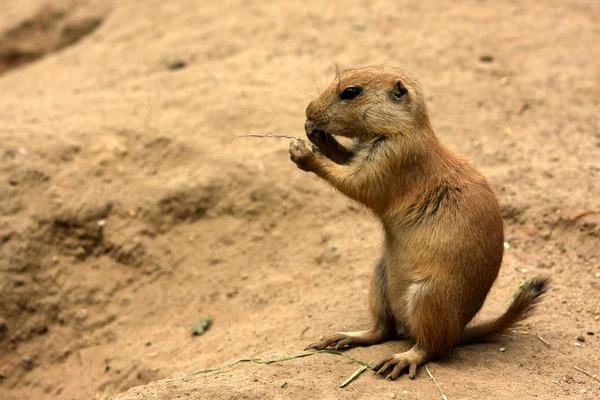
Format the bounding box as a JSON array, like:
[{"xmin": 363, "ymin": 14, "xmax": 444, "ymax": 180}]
[
  {"xmin": 340, "ymin": 362, "xmax": 370, "ymax": 388},
  {"xmin": 237, "ymin": 133, "xmax": 303, "ymax": 140},
  {"xmin": 425, "ymin": 364, "xmax": 448, "ymax": 400},
  {"xmin": 318, "ymin": 349, "xmax": 371, "ymax": 367},
  {"xmin": 573, "ymin": 366, "xmax": 600, "ymax": 383},
  {"xmin": 167, "ymin": 349, "xmax": 371, "ymax": 384},
  {"xmin": 511, "ymin": 330, "xmax": 551, "ymax": 347}
]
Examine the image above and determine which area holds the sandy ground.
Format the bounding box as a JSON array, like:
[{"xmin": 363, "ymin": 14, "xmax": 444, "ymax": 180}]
[{"xmin": 0, "ymin": 0, "xmax": 599, "ymax": 399}]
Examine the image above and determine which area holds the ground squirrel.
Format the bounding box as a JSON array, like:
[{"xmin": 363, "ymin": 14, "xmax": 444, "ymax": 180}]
[{"xmin": 289, "ymin": 66, "xmax": 549, "ymax": 380}]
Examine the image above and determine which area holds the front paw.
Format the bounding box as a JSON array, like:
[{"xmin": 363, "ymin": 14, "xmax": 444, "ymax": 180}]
[
  {"xmin": 289, "ymin": 139, "xmax": 317, "ymax": 172},
  {"xmin": 305, "ymin": 333, "xmax": 359, "ymax": 351}
]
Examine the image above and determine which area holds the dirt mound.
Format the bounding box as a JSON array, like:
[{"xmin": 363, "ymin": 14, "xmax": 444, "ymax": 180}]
[
  {"xmin": 0, "ymin": 0, "xmax": 108, "ymax": 75},
  {"xmin": 1, "ymin": 0, "xmax": 599, "ymax": 399},
  {"xmin": 0, "ymin": 128, "xmax": 309, "ymax": 397}
]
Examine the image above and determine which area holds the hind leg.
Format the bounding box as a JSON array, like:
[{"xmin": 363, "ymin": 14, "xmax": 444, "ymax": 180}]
[
  {"xmin": 372, "ymin": 280, "xmax": 462, "ymax": 380},
  {"xmin": 306, "ymin": 259, "xmax": 396, "ymax": 350}
]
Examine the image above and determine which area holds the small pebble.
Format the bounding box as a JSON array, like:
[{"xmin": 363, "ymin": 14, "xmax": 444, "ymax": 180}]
[
  {"xmin": 586, "ymin": 331, "xmax": 594, "ymax": 336},
  {"xmin": 0, "ymin": 320, "xmax": 7, "ymax": 340},
  {"xmin": 22, "ymin": 357, "xmax": 34, "ymax": 369},
  {"xmin": 517, "ymin": 103, "xmax": 530, "ymax": 116},
  {"xmin": 479, "ymin": 55, "xmax": 494, "ymax": 63},
  {"xmin": 551, "ymin": 380, "xmax": 559, "ymax": 384},
  {"xmin": 280, "ymin": 381, "xmax": 287, "ymax": 389},
  {"xmin": 166, "ymin": 59, "xmax": 187, "ymax": 70},
  {"xmin": 499, "ymin": 347, "xmax": 506, "ymax": 352},
  {"xmin": 75, "ymin": 309, "xmax": 88, "ymax": 320},
  {"xmin": 504, "ymin": 242, "xmax": 510, "ymax": 250},
  {"xmin": 595, "ymin": 273, "xmax": 600, "ymax": 278},
  {"xmin": 389, "ymin": 394, "xmax": 396, "ymax": 399},
  {"xmin": 580, "ymin": 388, "xmax": 587, "ymax": 394},
  {"xmin": 574, "ymin": 342, "xmax": 583, "ymax": 347},
  {"xmin": 576, "ymin": 335, "xmax": 585, "ymax": 342}
]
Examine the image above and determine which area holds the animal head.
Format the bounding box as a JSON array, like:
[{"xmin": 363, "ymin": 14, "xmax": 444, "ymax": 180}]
[{"xmin": 305, "ymin": 66, "xmax": 431, "ymax": 140}]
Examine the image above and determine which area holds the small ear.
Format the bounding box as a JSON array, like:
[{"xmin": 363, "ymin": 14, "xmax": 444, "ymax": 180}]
[{"xmin": 394, "ymin": 80, "xmax": 408, "ymax": 99}]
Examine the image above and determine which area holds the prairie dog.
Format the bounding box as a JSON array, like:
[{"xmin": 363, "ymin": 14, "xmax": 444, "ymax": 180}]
[{"xmin": 289, "ymin": 66, "xmax": 549, "ymax": 380}]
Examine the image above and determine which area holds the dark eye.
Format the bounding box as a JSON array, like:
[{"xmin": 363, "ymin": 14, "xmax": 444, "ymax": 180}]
[{"xmin": 340, "ymin": 86, "xmax": 362, "ymax": 100}]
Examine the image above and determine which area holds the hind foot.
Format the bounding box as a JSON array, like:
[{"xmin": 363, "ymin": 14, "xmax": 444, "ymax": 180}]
[{"xmin": 372, "ymin": 345, "xmax": 429, "ymax": 380}]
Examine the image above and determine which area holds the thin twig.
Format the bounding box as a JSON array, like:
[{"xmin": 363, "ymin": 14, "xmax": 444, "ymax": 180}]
[
  {"xmin": 237, "ymin": 133, "xmax": 303, "ymax": 140},
  {"xmin": 425, "ymin": 364, "xmax": 448, "ymax": 400},
  {"xmin": 511, "ymin": 330, "xmax": 551, "ymax": 347},
  {"xmin": 573, "ymin": 366, "xmax": 600, "ymax": 383},
  {"xmin": 167, "ymin": 349, "xmax": 370, "ymax": 383},
  {"xmin": 535, "ymin": 334, "xmax": 551, "ymax": 347},
  {"xmin": 569, "ymin": 210, "xmax": 598, "ymax": 221}
]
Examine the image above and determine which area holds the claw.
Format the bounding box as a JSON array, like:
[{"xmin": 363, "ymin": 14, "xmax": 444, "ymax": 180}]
[
  {"xmin": 376, "ymin": 360, "xmax": 394, "ymax": 376},
  {"xmin": 388, "ymin": 361, "xmax": 410, "ymax": 380},
  {"xmin": 305, "ymin": 342, "xmax": 321, "ymax": 351},
  {"xmin": 372, "ymin": 357, "xmax": 392, "ymax": 373},
  {"xmin": 408, "ymin": 363, "xmax": 417, "ymax": 379},
  {"xmin": 334, "ymin": 338, "xmax": 351, "ymax": 350},
  {"xmin": 374, "ymin": 348, "xmax": 427, "ymax": 380}
]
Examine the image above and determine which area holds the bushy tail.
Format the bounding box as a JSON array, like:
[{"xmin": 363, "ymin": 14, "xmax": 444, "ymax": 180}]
[{"xmin": 460, "ymin": 276, "xmax": 550, "ymax": 344}]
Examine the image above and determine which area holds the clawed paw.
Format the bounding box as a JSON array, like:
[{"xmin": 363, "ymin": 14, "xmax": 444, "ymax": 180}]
[
  {"xmin": 372, "ymin": 350, "xmax": 425, "ymax": 380},
  {"xmin": 289, "ymin": 139, "xmax": 316, "ymax": 171},
  {"xmin": 305, "ymin": 333, "xmax": 360, "ymax": 351}
]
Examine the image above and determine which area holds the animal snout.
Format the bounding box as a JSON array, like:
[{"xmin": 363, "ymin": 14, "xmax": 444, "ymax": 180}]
[
  {"xmin": 305, "ymin": 100, "xmax": 315, "ymax": 118},
  {"xmin": 304, "ymin": 119, "xmax": 316, "ymax": 135}
]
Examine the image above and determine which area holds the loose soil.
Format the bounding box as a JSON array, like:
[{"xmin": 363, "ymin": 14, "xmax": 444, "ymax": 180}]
[{"xmin": 0, "ymin": 0, "xmax": 599, "ymax": 399}]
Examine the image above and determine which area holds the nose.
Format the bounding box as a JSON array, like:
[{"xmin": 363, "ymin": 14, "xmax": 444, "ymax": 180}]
[{"xmin": 304, "ymin": 119, "xmax": 316, "ymax": 134}]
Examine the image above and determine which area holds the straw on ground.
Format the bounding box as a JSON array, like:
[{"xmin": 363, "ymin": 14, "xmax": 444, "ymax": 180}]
[
  {"xmin": 169, "ymin": 349, "xmax": 449, "ymax": 395},
  {"xmin": 167, "ymin": 349, "xmax": 370, "ymax": 388},
  {"xmin": 511, "ymin": 330, "xmax": 551, "ymax": 347},
  {"xmin": 425, "ymin": 364, "xmax": 449, "ymax": 400},
  {"xmin": 573, "ymin": 366, "xmax": 600, "ymax": 383}
]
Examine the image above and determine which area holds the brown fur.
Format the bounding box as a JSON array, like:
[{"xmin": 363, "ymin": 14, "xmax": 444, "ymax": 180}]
[{"xmin": 289, "ymin": 66, "xmax": 549, "ymax": 380}]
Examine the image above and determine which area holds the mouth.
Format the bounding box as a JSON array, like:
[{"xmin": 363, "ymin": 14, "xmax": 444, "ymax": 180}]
[
  {"xmin": 304, "ymin": 120, "xmax": 342, "ymax": 139},
  {"xmin": 305, "ymin": 120, "xmax": 330, "ymax": 143},
  {"xmin": 304, "ymin": 120, "xmax": 319, "ymax": 135},
  {"xmin": 306, "ymin": 127, "xmax": 333, "ymax": 143}
]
